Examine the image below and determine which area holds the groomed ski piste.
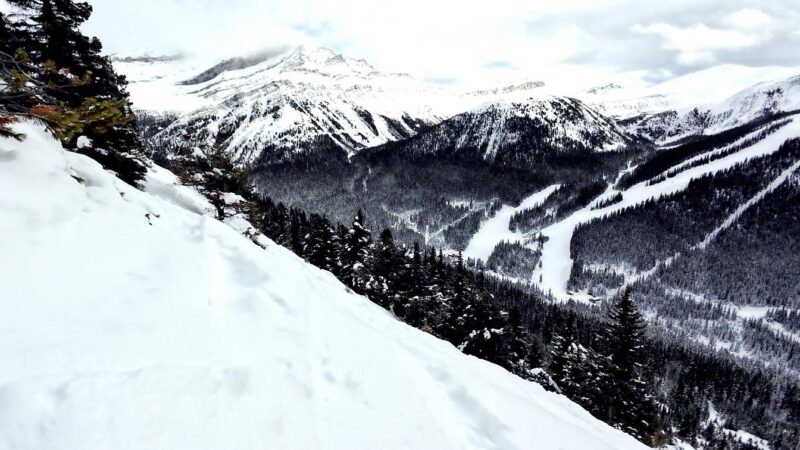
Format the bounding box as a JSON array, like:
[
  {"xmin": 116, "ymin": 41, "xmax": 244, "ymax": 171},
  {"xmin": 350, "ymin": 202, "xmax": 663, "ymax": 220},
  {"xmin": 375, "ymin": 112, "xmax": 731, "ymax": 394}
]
[
  {"xmin": 532, "ymin": 116, "xmax": 800, "ymax": 301},
  {"xmin": 0, "ymin": 123, "xmax": 649, "ymax": 450},
  {"xmin": 463, "ymin": 184, "xmax": 560, "ymax": 263}
]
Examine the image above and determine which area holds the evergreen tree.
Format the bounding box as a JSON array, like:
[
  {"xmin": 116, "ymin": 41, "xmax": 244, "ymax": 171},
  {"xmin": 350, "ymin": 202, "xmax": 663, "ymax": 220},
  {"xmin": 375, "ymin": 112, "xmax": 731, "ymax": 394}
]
[
  {"xmin": 601, "ymin": 287, "xmax": 661, "ymax": 443},
  {"xmin": 342, "ymin": 209, "xmax": 372, "ymax": 294},
  {"xmin": 367, "ymin": 228, "xmax": 398, "ymax": 308},
  {"xmin": 1, "ymin": 0, "xmax": 145, "ymax": 184},
  {"xmin": 273, "ymin": 203, "xmax": 291, "ymax": 247},
  {"xmin": 549, "ymin": 311, "xmax": 575, "ymax": 387},
  {"xmin": 304, "ymin": 215, "xmax": 339, "ymax": 273},
  {"xmin": 508, "ymin": 307, "xmax": 541, "ymax": 378},
  {"xmin": 289, "ymin": 210, "xmax": 306, "ymax": 256}
]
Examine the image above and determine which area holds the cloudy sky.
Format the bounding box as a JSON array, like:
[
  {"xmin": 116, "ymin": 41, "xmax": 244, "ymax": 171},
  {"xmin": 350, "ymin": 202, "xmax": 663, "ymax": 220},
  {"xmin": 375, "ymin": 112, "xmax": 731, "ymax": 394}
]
[{"xmin": 83, "ymin": 0, "xmax": 800, "ymax": 88}]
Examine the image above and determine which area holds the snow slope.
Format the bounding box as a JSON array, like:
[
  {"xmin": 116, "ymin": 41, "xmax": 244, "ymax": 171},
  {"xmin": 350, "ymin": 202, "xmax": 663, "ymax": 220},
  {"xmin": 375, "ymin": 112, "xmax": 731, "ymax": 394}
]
[
  {"xmin": 463, "ymin": 185, "xmax": 560, "ymax": 262},
  {"xmin": 602, "ymin": 72, "xmax": 800, "ymax": 144},
  {"xmin": 534, "ymin": 117, "xmax": 800, "ymax": 300},
  {"xmin": 113, "ymin": 55, "xmax": 214, "ymax": 113},
  {"xmin": 0, "ymin": 124, "xmax": 648, "ymax": 450},
  {"xmin": 579, "ymin": 64, "xmax": 800, "ymax": 120}
]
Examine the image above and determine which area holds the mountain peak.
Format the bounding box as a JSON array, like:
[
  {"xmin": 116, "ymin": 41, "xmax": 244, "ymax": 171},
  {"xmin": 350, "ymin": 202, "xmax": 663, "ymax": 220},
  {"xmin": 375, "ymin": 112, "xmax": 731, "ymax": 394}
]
[{"xmin": 281, "ymin": 45, "xmax": 375, "ymax": 77}]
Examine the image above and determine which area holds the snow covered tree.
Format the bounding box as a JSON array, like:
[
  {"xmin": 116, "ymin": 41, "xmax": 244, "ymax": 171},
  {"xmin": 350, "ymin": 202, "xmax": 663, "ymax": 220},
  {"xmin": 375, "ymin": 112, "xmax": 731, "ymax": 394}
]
[
  {"xmin": 342, "ymin": 209, "xmax": 371, "ymax": 294},
  {"xmin": 304, "ymin": 215, "xmax": 340, "ymax": 274},
  {"xmin": 289, "ymin": 211, "xmax": 307, "ymax": 256},
  {"xmin": 505, "ymin": 306, "xmax": 540, "ymax": 377},
  {"xmin": 366, "ymin": 228, "xmax": 398, "ymax": 308},
  {"xmin": 601, "ymin": 287, "xmax": 661, "ymax": 443}
]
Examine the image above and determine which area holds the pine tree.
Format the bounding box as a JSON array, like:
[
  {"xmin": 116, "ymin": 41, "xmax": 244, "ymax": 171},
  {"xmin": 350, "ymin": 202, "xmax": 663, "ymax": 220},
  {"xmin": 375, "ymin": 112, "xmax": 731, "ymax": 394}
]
[
  {"xmin": 550, "ymin": 311, "xmax": 575, "ymax": 384},
  {"xmin": 601, "ymin": 287, "xmax": 661, "ymax": 443},
  {"xmin": 342, "ymin": 209, "xmax": 371, "ymax": 294},
  {"xmin": 1, "ymin": 0, "xmax": 145, "ymax": 184},
  {"xmin": 367, "ymin": 228, "xmax": 398, "ymax": 308},
  {"xmin": 289, "ymin": 210, "xmax": 306, "ymax": 256},
  {"xmin": 304, "ymin": 215, "xmax": 340, "ymax": 274},
  {"xmin": 506, "ymin": 307, "xmax": 538, "ymax": 377},
  {"xmin": 273, "ymin": 203, "xmax": 291, "ymax": 247}
]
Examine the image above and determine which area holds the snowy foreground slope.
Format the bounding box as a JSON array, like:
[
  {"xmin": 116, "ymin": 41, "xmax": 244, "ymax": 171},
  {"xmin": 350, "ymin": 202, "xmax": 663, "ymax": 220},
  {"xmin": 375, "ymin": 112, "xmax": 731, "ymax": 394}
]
[{"xmin": 0, "ymin": 124, "xmax": 647, "ymax": 450}]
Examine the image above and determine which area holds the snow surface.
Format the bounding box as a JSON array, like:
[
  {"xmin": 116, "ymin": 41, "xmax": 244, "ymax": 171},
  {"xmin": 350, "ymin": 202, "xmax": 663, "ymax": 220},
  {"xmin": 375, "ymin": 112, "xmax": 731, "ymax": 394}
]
[
  {"xmin": 0, "ymin": 123, "xmax": 648, "ymax": 450},
  {"xmin": 578, "ymin": 64, "xmax": 800, "ymax": 120},
  {"xmin": 114, "ymin": 57, "xmax": 213, "ymax": 113},
  {"xmin": 463, "ymin": 185, "xmax": 559, "ymax": 262},
  {"xmin": 534, "ymin": 117, "xmax": 800, "ymax": 300}
]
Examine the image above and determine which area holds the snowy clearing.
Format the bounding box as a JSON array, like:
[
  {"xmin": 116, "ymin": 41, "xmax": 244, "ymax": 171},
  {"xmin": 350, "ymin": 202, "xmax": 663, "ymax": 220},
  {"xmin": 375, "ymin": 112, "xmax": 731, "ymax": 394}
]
[{"xmin": 463, "ymin": 185, "xmax": 559, "ymax": 262}]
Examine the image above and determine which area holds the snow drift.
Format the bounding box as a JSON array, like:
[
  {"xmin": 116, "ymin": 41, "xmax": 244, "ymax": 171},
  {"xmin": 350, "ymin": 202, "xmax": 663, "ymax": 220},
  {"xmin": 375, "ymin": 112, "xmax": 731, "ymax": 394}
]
[{"xmin": 0, "ymin": 124, "xmax": 647, "ymax": 450}]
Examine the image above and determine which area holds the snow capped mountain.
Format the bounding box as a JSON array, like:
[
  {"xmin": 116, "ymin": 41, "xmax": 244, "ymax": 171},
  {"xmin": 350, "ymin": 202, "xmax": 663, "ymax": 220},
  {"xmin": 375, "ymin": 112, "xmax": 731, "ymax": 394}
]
[
  {"xmin": 361, "ymin": 95, "xmax": 631, "ymax": 166},
  {"xmin": 133, "ymin": 46, "xmax": 468, "ymax": 165},
  {"xmin": 577, "ymin": 64, "xmax": 800, "ymax": 121},
  {"xmin": 624, "ymin": 74, "xmax": 800, "ymax": 143},
  {"xmin": 0, "ymin": 123, "xmax": 649, "ymax": 450}
]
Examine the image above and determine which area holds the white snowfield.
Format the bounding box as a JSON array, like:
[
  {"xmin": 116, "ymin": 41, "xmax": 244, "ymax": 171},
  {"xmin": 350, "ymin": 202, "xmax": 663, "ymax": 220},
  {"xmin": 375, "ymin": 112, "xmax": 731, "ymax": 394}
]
[
  {"xmin": 0, "ymin": 124, "xmax": 647, "ymax": 450},
  {"xmin": 463, "ymin": 185, "xmax": 560, "ymax": 263},
  {"xmin": 578, "ymin": 64, "xmax": 800, "ymax": 120},
  {"xmin": 534, "ymin": 117, "xmax": 800, "ymax": 300}
]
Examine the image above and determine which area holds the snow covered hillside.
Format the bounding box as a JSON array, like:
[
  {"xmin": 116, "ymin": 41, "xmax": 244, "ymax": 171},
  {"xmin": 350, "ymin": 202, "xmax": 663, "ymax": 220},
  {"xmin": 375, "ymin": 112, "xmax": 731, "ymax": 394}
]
[
  {"xmin": 360, "ymin": 95, "xmax": 632, "ymax": 168},
  {"xmin": 578, "ymin": 64, "xmax": 800, "ymax": 121},
  {"xmin": 628, "ymin": 74, "xmax": 800, "ymax": 143},
  {"xmin": 0, "ymin": 124, "xmax": 648, "ymax": 450},
  {"xmin": 577, "ymin": 67, "xmax": 800, "ymax": 144}
]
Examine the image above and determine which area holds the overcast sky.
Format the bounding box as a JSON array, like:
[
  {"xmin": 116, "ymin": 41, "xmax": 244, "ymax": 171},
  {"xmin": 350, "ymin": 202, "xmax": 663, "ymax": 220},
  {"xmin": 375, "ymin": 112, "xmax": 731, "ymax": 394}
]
[{"xmin": 82, "ymin": 0, "xmax": 800, "ymax": 88}]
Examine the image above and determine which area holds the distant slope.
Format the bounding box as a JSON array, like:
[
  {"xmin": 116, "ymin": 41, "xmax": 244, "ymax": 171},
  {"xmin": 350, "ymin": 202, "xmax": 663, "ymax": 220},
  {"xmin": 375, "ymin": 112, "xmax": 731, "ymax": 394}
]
[
  {"xmin": 630, "ymin": 75, "xmax": 800, "ymax": 143},
  {"xmin": 359, "ymin": 96, "xmax": 632, "ymax": 168},
  {"xmin": 0, "ymin": 124, "xmax": 648, "ymax": 450}
]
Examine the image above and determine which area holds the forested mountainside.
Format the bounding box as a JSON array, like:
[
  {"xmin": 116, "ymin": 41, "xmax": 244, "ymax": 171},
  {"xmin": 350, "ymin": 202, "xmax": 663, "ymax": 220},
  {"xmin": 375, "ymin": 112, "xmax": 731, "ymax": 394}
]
[
  {"xmin": 152, "ymin": 126, "xmax": 800, "ymax": 450},
  {"xmin": 245, "ymin": 94, "xmax": 642, "ymax": 252},
  {"xmin": 0, "ymin": 5, "xmax": 658, "ymax": 448},
  {"xmin": 358, "ymin": 96, "xmax": 632, "ymax": 165}
]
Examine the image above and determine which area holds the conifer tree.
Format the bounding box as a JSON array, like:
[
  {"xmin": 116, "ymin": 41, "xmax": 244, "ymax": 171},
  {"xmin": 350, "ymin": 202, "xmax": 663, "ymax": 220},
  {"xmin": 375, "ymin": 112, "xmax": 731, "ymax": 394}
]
[
  {"xmin": 342, "ymin": 209, "xmax": 371, "ymax": 294},
  {"xmin": 507, "ymin": 307, "xmax": 538, "ymax": 376},
  {"xmin": 305, "ymin": 215, "xmax": 340, "ymax": 274},
  {"xmin": 601, "ymin": 287, "xmax": 661, "ymax": 443},
  {"xmin": 1, "ymin": 0, "xmax": 145, "ymax": 184},
  {"xmin": 273, "ymin": 203, "xmax": 291, "ymax": 247},
  {"xmin": 549, "ymin": 311, "xmax": 577, "ymax": 391},
  {"xmin": 289, "ymin": 211, "xmax": 306, "ymax": 256},
  {"xmin": 367, "ymin": 228, "xmax": 398, "ymax": 307}
]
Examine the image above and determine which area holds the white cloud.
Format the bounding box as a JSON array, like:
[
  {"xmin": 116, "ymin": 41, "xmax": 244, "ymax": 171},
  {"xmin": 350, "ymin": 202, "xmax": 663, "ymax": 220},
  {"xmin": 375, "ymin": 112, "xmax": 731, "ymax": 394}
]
[
  {"xmin": 725, "ymin": 8, "xmax": 772, "ymax": 29},
  {"xmin": 81, "ymin": 0, "xmax": 800, "ymax": 86},
  {"xmin": 632, "ymin": 23, "xmax": 757, "ymax": 66}
]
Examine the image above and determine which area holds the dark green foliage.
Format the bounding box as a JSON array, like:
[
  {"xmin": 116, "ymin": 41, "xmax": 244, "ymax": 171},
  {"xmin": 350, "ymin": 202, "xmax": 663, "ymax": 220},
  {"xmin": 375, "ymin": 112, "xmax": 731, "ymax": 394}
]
[
  {"xmin": 0, "ymin": 0, "xmax": 145, "ymax": 183},
  {"xmin": 486, "ymin": 241, "xmax": 541, "ymax": 279},
  {"xmin": 572, "ymin": 140, "xmax": 800, "ymax": 272}
]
